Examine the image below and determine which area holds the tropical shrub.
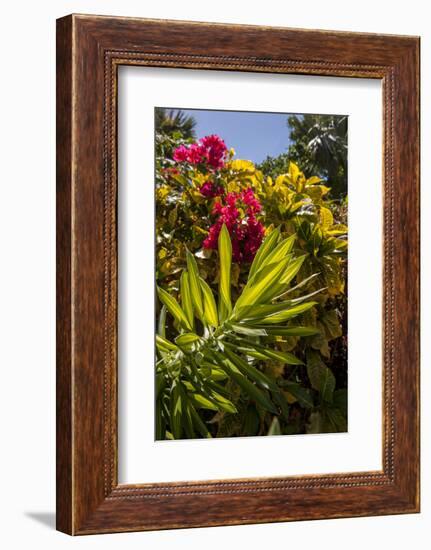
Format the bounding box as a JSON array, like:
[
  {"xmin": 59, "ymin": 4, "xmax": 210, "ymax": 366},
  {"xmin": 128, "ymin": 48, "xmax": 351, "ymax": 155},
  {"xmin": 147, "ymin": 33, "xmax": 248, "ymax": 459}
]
[
  {"xmin": 155, "ymin": 124, "xmax": 348, "ymax": 438},
  {"xmin": 258, "ymin": 114, "xmax": 348, "ymax": 199},
  {"xmin": 156, "ymin": 225, "xmax": 321, "ymax": 439}
]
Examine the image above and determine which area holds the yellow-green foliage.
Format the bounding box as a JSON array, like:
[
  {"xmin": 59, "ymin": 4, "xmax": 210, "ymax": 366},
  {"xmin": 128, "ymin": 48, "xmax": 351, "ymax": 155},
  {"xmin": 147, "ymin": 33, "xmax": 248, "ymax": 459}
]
[{"xmin": 155, "ymin": 132, "xmax": 347, "ymax": 438}]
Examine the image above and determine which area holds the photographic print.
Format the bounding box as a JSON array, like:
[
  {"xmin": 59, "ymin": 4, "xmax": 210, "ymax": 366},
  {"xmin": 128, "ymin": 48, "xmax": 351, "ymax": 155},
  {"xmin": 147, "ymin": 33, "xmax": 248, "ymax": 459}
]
[{"xmin": 155, "ymin": 107, "xmax": 348, "ymax": 440}]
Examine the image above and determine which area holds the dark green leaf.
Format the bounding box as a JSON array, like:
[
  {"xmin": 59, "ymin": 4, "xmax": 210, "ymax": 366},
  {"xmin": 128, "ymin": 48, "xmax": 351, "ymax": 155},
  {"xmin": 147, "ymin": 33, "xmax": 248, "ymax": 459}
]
[
  {"xmin": 223, "ymin": 345, "xmax": 278, "ymax": 391},
  {"xmin": 306, "ymin": 350, "xmax": 336, "ymax": 402},
  {"xmin": 282, "ymin": 382, "xmax": 314, "ymax": 409}
]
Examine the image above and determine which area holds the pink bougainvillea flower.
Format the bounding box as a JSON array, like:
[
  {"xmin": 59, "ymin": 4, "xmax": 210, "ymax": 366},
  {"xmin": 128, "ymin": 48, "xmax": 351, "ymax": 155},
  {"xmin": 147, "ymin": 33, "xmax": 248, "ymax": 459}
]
[
  {"xmin": 200, "ymin": 134, "xmax": 228, "ymax": 169},
  {"xmin": 172, "ymin": 145, "xmax": 189, "ymax": 162},
  {"xmin": 199, "ymin": 180, "xmax": 224, "ymax": 198},
  {"xmin": 187, "ymin": 143, "xmax": 205, "ymax": 164},
  {"xmin": 241, "ymin": 187, "xmax": 262, "ymax": 213},
  {"xmin": 243, "ymin": 216, "xmax": 265, "ymax": 262},
  {"xmin": 203, "ymin": 188, "xmax": 264, "ymax": 263},
  {"xmin": 172, "ymin": 134, "xmax": 228, "ymax": 169}
]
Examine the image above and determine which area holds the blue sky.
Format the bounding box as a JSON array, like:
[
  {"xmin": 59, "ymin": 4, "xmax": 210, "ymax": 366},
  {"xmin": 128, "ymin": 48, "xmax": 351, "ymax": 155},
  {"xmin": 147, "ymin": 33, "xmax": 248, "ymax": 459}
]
[{"xmin": 178, "ymin": 109, "xmax": 294, "ymax": 164}]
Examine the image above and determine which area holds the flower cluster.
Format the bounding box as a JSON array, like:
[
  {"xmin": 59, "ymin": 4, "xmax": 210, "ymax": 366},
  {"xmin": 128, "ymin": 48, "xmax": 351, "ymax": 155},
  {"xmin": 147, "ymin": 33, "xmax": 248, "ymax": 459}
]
[
  {"xmin": 203, "ymin": 188, "xmax": 264, "ymax": 263},
  {"xmin": 173, "ymin": 135, "xmax": 228, "ymax": 169},
  {"xmin": 199, "ymin": 180, "xmax": 224, "ymax": 198}
]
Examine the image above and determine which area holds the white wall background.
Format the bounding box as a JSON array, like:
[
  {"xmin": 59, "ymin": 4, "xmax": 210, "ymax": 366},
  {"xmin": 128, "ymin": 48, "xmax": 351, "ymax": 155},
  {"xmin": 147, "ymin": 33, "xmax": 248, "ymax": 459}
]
[{"xmin": 0, "ymin": 1, "xmax": 427, "ymax": 548}]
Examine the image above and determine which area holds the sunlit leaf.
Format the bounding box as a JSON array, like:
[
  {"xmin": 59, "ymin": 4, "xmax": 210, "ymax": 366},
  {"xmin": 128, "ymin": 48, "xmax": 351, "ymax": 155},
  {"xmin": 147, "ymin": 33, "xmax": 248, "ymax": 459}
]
[
  {"xmin": 248, "ymin": 301, "xmax": 317, "ymax": 325},
  {"xmin": 180, "ymin": 271, "xmax": 194, "ymax": 330},
  {"xmin": 200, "ymin": 277, "xmax": 219, "ymax": 327},
  {"xmin": 305, "ymin": 176, "xmax": 323, "ymax": 186},
  {"xmin": 218, "ymin": 224, "xmax": 232, "ymax": 322},
  {"xmin": 156, "ymin": 334, "xmax": 179, "ymax": 353},
  {"xmin": 320, "ymin": 206, "xmax": 334, "ymax": 230},
  {"xmin": 186, "ymin": 249, "xmax": 203, "ymax": 319},
  {"xmin": 254, "ymin": 326, "xmax": 320, "ymax": 337},
  {"xmin": 248, "ymin": 226, "xmax": 280, "ymax": 279},
  {"xmin": 157, "ymin": 286, "xmax": 192, "ymax": 331},
  {"xmin": 229, "ymin": 323, "xmax": 268, "ymax": 337},
  {"xmin": 235, "ymin": 255, "xmax": 292, "ymax": 310},
  {"xmin": 175, "ymin": 332, "xmax": 201, "ymax": 348},
  {"xmin": 249, "ymin": 235, "xmax": 296, "ymax": 285}
]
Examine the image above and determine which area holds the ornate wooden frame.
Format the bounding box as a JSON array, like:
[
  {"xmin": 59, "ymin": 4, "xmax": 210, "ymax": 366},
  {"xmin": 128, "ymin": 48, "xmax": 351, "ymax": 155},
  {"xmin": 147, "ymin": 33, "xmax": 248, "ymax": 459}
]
[{"xmin": 56, "ymin": 14, "xmax": 420, "ymax": 535}]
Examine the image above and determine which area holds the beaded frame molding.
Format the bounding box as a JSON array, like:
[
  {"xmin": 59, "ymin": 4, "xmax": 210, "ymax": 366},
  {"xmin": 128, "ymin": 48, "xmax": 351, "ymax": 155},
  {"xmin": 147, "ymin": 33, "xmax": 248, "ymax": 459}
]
[{"xmin": 56, "ymin": 14, "xmax": 420, "ymax": 535}]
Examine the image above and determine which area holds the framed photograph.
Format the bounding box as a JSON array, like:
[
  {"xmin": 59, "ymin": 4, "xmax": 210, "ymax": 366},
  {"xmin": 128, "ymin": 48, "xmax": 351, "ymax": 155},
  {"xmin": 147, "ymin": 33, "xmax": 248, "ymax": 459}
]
[{"xmin": 56, "ymin": 14, "xmax": 420, "ymax": 535}]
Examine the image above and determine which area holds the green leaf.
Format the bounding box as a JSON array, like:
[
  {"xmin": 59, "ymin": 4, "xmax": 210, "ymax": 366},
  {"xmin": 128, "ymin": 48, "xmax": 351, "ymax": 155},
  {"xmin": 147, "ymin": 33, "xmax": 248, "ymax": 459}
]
[
  {"xmin": 248, "ymin": 301, "xmax": 317, "ymax": 325},
  {"xmin": 180, "ymin": 271, "xmax": 194, "ymax": 330},
  {"xmin": 286, "ymin": 288, "xmax": 326, "ymax": 306},
  {"xmin": 182, "ymin": 399, "xmax": 195, "ymax": 439},
  {"xmin": 218, "ymin": 224, "xmax": 232, "ymax": 322},
  {"xmin": 186, "ymin": 250, "xmax": 203, "ymax": 319},
  {"xmin": 158, "ymin": 305, "xmax": 167, "ymax": 338},
  {"xmin": 175, "ymin": 332, "xmax": 201, "ymax": 350},
  {"xmin": 157, "ymin": 286, "xmax": 192, "ymax": 331},
  {"xmin": 248, "ymin": 226, "xmax": 280, "ymax": 279},
  {"xmin": 280, "ymin": 254, "xmax": 308, "ymax": 285},
  {"xmin": 257, "ymin": 255, "xmax": 308, "ymax": 305},
  {"xmin": 319, "ymin": 309, "xmax": 342, "ymax": 340},
  {"xmin": 289, "ymin": 161, "xmax": 301, "ymax": 183},
  {"xmin": 320, "ymin": 206, "xmax": 334, "ymax": 230},
  {"xmin": 249, "ymin": 344, "xmax": 303, "ymax": 365},
  {"xmin": 250, "ymin": 326, "xmax": 320, "ymax": 337},
  {"xmin": 189, "ymin": 393, "xmax": 219, "ymax": 411},
  {"xmin": 267, "ymin": 417, "xmax": 282, "ymax": 436},
  {"xmin": 324, "ymin": 406, "xmax": 347, "ymax": 432},
  {"xmin": 272, "ymin": 391, "xmax": 290, "ymax": 421},
  {"xmin": 256, "ymin": 234, "xmax": 296, "ymax": 273},
  {"xmin": 200, "ymin": 364, "xmax": 228, "ymax": 381},
  {"xmin": 333, "ymin": 389, "xmax": 348, "ymax": 416},
  {"xmin": 188, "ymin": 382, "xmax": 237, "ymax": 414},
  {"xmin": 156, "ymin": 334, "xmax": 178, "ymax": 353},
  {"xmin": 217, "ymin": 355, "xmax": 278, "ymax": 414},
  {"xmin": 279, "ymin": 272, "xmax": 320, "ymax": 299},
  {"xmin": 282, "ymin": 382, "xmax": 314, "ymax": 408},
  {"xmin": 189, "ymin": 403, "xmax": 212, "ymax": 438},
  {"xmin": 170, "ymin": 381, "xmax": 183, "ymax": 439},
  {"xmin": 155, "ymin": 400, "xmax": 164, "ymax": 440},
  {"xmin": 306, "ymin": 411, "xmax": 323, "ymax": 433},
  {"xmin": 200, "ymin": 277, "xmax": 219, "ymax": 327},
  {"xmin": 306, "ymin": 175, "xmax": 323, "ymax": 186},
  {"xmin": 156, "ymin": 373, "xmax": 166, "ymax": 400},
  {"xmin": 209, "ymin": 390, "xmax": 237, "ymax": 414},
  {"xmin": 223, "ymin": 346, "xmax": 278, "ymax": 391},
  {"xmin": 229, "ymin": 323, "xmax": 268, "ymax": 337},
  {"xmin": 306, "ymin": 350, "xmax": 336, "ymax": 402},
  {"xmin": 235, "ymin": 255, "xmax": 292, "ymax": 311},
  {"xmin": 242, "ymin": 406, "xmax": 260, "ymax": 436},
  {"xmin": 236, "ymin": 290, "xmax": 322, "ymax": 321}
]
